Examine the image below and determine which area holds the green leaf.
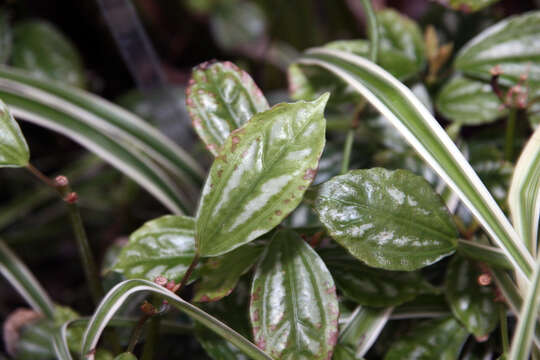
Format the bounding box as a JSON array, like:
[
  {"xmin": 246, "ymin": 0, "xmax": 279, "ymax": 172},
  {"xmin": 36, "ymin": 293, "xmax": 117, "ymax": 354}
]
[
  {"xmin": 113, "ymin": 215, "xmax": 199, "ymax": 283},
  {"xmin": 186, "ymin": 61, "xmax": 269, "ymax": 156},
  {"xmin": 114, "ymin": 353, "xmax": 136, "ymax": 360},
  {"xmin": 313, "ymin": 168, "xmax": 457, "ymax": 271},
  {"xmin": 196, "ymin": 94, "xmax": 328, "ymax": 257},
  {"xmin": 0, "ymin": 240, "xmax": 54, "ymax": 318},
  {"xmin": 337, "ymin": 306, "xmax": 392, "ymax": 359},
  {"xmin": 194, "ymin": 244, "xmax": 263, "ymax": 302},
  {"xmin": 508, "ymin": 127, "xmax": 540, "ymax": 253},
  {"xmin": 445, "ymin": 255, "xmax": 498, "ymax": 338},
  {"xmin": 455, "ymin": 11, "xmax": 540, "ymax": 85},
  {"xmin": 319, "ymin": 247, "xmax": 436, "ymax": 306},
  {"xmin": 81, "ymin": 279, "xmax": 272, "ymax": 360},
  {"xmin": 250, "ymin": 229, "xmax": 339, "ymax": 359},
  {"xmin": 384, "ymin": 317, "xmax": 469, "ymax": 360},
  {"xmin": 436, "ymin": 76, "xmax": 507, "ymax": 125},
  {"xmin": 0, "ymin": 67, "xmax": 203, "ymax": 213},
  {"xmin": 0, "ymin": 99, "xmax": 29, "ymax": 167},
  {"xmin": 375, "ymin": 9, "xmax": 425, "ymax": 80},
  {"xmin": 297, "ymin": 47, "xmax": 534, "ymax": 280},
  {"xmin": 457, "ymin": 238, "xmax": 513, "ymax": 270},
  {"xmin": 12, "ymin": 21, "xmax": 86, "ymax": 88},
  {"xmin": 444, "ymin": 0, "xmax": 501, "ymax": 12}
]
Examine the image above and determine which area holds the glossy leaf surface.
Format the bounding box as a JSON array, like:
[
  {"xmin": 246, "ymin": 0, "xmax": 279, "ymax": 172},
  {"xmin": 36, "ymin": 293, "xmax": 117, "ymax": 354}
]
[
  {"xmin": 186, "ymin": 61, "xmax": 269, "ymax": 156},
  {"xmin": 12, "ymin": 21, "xmax": 86, "ymax": 88},
  {"xmin": 436, "ymin": 76, "xmax": 506, "ymax": 125},
  {"xmin": 0, "ymin": 99, "xmax": 29, "ymax": 167},
  {"xmin": 455, "ymin": 11, "xmax": 540, "ymax": 85},
  {"xmin": 113, "ymin": 215, "xmax": 198, "ymax": 283},
  {"xmin": 196, "ymin": 94, "xmax": 328, "ymax": 256},
  {"xmin": 194, "ymin": 244, "xmax": 263, "ymax": 302},
  {"xmin": 314, "ymin": 169, "xmax": 458, "ymax": 271},
  {"xmin": 445, "ymin": 255, "xmax": 498, "ymax": 338},
  {"xmin": 384, "ymin": 317, "xmax": 468, "ymax": 360},
  {"xmin": 250, "ymin": 229, "xmax": 339, "ymax": 359},
  {"xmin": 320, "ymin": 247, "xmax": 435, "ymax": 306}
]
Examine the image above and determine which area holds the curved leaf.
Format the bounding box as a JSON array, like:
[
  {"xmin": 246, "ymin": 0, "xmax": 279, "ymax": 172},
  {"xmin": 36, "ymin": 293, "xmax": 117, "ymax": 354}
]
[
  {"xmin": 0, "ymin": 98, "xmax": 29, "ymax": 167},
  {"xmin": 445, "ymin": 255, "xmax": 498, "ymax": 338},
  {"xmin": 384, "ymin": 317, "xmax": 468, "ymax": 360},
  {"xmin": 313, "ymin": 168, "xmax": 457, "ymax": 271},
  {"xmin": 12, "ymin": 20, "xmax": 86, "ymax": 88},
  {"xmin": 0, "ymin": 240, "xmax": 54, "ymax": 318},
  {"xmin": 297, "ymin": 47, "xmax": 534, "ymax": 279},
  {"xmin": 508, "ymin": 127, "xmax": 540, "ymax": 253},
  {"xmin": 0, "ymin": 75, "xmax": 191, "ymax": 213},
  {"xmin": 436, "ymin": 76, "xmax": 506, "ymax": 125},
  {"xmin": 113, "ymin": 215, "xmax": 199, "ymax": 283},
  {"xmin": 249, "ymin": 229, "xmax": 339, "ymax": 359},
  {"xmin": 320, "ymin": 247, "xmax": 436, "ymax": 306},
  {"xmin": 114, "ymin": 353, "xmax": 136, "ymax": 360},
  {"xmin": 81, "ymin": 279, "xmax": 271, "ymax": 360},
  {"xmin": 196, "ymin": 94, "xmax": 328, "ymax": 256},
  {"xmin": 194, "ymin": 244, "xmax": 263, "ymax": 302},
  {"xmin": 455, "ymin": 11, "xmax": 540, "ymax": 85},
  {"xmin": 186, "ymin": 61, "xmax": 269, "ymax": 155}
]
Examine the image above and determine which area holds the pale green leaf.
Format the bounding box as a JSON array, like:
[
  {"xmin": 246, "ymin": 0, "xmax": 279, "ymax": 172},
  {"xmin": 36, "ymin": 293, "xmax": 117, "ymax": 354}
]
[
  {"xmin": 320, "ymin": 246, "xmax": 436, "ymax": 306},
  {"xmin": 445, "ymin": 256, "xmax": 498, "ymax": 338},
  {"xmin": 194, "ymin": 244, "xmax": 263, "ymax": 302},
  {"xmin": 12, "ymin": 21, "xmax": 86, "ymax": 88},
  {"xmin": 250, "ymin": 229, "xmax": 339, "ymax": 360},
  {"xmin": 113, "ymin": 215, "xmax": 198, "ymax": 283},
  {"xmin": 0, "ymin": 99, "xmax": 29, "ymax": 167},
  {"xmin": 81, "ymin": 279, "xmax": 272, "ymax": 360},
  {"xmin": 384, "ymin": 317, "xmax": 469, "ymax": 360},
  {"xmin": 186, "ymin": 61, "xmax": 269, "ymax": 155},
  {"xmin": 313, "ymin": 168, "xmax": 458, "ymax": 271},
  {"xmin": 436, "ymin": 76, "xmax": 507, "ymax": 125},
  {"xmin": 297, "ymin": 47, "xmax": 534, "ymax": 280},
  {"xmin": 455, "ymin": 11, "xmax": 540, "ymax": 85},
  {"xmin": 196, "ymin": 94, "xmax": 328, "ymax": 257}
]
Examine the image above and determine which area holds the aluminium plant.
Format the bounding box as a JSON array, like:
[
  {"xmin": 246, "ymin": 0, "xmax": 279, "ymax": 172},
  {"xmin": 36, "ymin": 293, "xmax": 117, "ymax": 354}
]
[{"xmin": 1, "ymin": 1, "xmax": 540, "ymax": 360}]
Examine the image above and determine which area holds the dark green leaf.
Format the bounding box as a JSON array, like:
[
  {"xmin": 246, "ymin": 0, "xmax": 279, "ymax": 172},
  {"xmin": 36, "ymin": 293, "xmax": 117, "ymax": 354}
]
[
  {"xmin": 0, "ymin": 99, "xmax": 29, "ymax": 167},
  {"xmin": 186, "ymin": 61, "xmax": 269, "ymax": 155},
  {"xmin": 436, "ymin": 76, "xmax": 507, "ymax": 125},
  {"xmin": 250, "ymin": 229, "xmax": 339, "ymax": 359},
  {"xmin": 314, "ymin": 168, "xmax": 458, "ymax": 271},
  {"xmin": 319, "ymin": 247, "xmax": 436, "ymax": 307},
  {"xmin": 196, "ymin": 94, "xmax": 328, "ymax": 257},
  {"xmin": 12, "ymin": 21, "xmax": 86, "ymax": 88},
  {"xmin": 443, "ymin": 0, "xmax": 501, "ymax": 12},
  {"xmin": 384, "ymin": 317, "xmax": 469, "ymax": 360},
  {"xmin": 455, "ymin": 11, "xmax": 540, "ymax": 85},
  {"xmin": 113, "ymin": 215, "xmax": 199, "ymax": 283},
  {"xmin": 194, "ymin": 244, "xmax": 263, "ymax": 302},
  {"xmin": 445, "ymin": 255, "xmax": 498, "ymax": 338}
]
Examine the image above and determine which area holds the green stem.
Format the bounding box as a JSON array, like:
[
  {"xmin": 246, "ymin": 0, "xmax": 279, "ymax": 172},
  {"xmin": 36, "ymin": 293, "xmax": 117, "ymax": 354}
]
[
  {"xmin": 340, "ymin": 130, "xmax": 355, "ymax": 175},
  {"xmin": 25, "ymin": 164, "xmax": 103, "ymax": 305},
  {"xmin": 499, "ymin": 303, "xmax": 509, "ymax": 353},
  {"xmin": 141, "ymin": 316, "xmax": 160, "ymax": 360},
  {"xmin": 505, "ymin": 108, "xmax": 517, "ymax": 161}
]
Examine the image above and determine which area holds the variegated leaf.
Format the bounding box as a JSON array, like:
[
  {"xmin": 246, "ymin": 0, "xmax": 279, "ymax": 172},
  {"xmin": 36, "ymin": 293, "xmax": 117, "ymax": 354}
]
[
  {"xmin": 196, "ymin": 94, "xmax": 328, "ymax": 257},
  {"xmin": 186, "ymin": 61, "xmax": 269, "ymax": 155},
  {"xmin": 250, "ymin": 229, "xmax": 339, "ymax": 359},
  {"xmin": 0, "ymin": 99, "xmax": 29, "ymax": 167},
  {"xmin": 113, "ymin": 215, "xmax": 199, "ymax": 283},
  {"xmin": 313, "ymin": 168, "xmax": 458, "ymax": 271}
]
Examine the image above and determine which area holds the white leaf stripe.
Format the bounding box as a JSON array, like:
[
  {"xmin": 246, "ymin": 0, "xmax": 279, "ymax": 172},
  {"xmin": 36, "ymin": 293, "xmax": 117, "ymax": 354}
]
[
  {"xmin": 8, "ymin": 105, "xmax": 186, "ymax": 214},
  {"xmin": 81, "ymin": 280, "xmax": 271, "ymax": 360},
  {"xmin": 0, "ymin": 240, "xmax": 55, "ymax": 318},
  {"xmin": 298, "ymin": 48, "xmax": 534, "ymax": 280},
  {"xmin": 508, "ymin": 127, "xmax": 540, "ymax": 254},
  {"xmin": 0, "ymin": 66, "xmax": 205, "ymax": 184}
]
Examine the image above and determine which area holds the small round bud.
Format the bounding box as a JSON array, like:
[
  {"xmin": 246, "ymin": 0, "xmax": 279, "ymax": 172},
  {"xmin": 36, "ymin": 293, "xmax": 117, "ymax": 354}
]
[
  {"xmin": 154, "ymin": 275, "xmax": 167, "ymax": 286},
  {"xmin": 64, "ymin": 192, "xmax": 78, "ymax": 204},
  {"xmin": 478, "ymin": 273, "xmax": 492, "ymax": 286},
  {"xmin": 140, "ymin": 301, "xmax": 155, "ymax": 315},
  {"xmin": 54, "ymin": 175, "xmax": 69, "ymax": 187},
  {"xmin": 165, "ymin": 281, "xmax": 176, "ymax": 291},
  {"xmin": 490, "ymin": 65, "xmax": 503, "ymax": 76}
]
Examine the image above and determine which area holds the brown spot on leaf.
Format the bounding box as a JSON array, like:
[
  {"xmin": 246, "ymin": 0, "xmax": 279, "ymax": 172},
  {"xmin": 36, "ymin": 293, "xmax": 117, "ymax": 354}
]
[
  {"xmin": 298, "ymin": 185, "xmax": 306, "ymax": 190},
  {"xmin": 275, "ymin": 210, "xmax": 282, "ymax": 216},
  {"xmin": 303, "ymin": 168, "xmax": 317, "ymax": 181},
  {"xmin": 217, "ymin": 169, "xmax": 223, "ymax": 178},
  {"xmin": 284, "ymin": 199, "xmax": 290, "ymax": 204},
  {"xmin": 231, "ymin": 136, "xmax": 240, "ymax": 152}
]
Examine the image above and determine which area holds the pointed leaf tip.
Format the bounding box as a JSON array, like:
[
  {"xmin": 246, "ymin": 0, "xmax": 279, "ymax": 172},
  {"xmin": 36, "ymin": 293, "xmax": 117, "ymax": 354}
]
[{"xmin": 0, "ymin": 99, "xmax": 30, "ymax": 167}]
